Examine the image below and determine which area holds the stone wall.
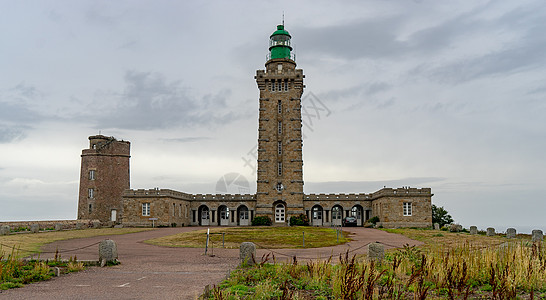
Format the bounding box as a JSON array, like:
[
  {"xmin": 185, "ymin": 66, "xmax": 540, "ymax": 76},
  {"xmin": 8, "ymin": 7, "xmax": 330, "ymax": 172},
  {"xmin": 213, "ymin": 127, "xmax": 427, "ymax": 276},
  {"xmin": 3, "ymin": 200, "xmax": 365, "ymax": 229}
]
[
  {"xmin": 370, "ymin": 187, "xmax": 432, "ymax": 228},
  {"xmin": 122, "ymin": 189, "xmax": 192, "ymax": 227},
  {"xmin": 0, "ymin": 219, "xmax": 98, "ymax": 230}
]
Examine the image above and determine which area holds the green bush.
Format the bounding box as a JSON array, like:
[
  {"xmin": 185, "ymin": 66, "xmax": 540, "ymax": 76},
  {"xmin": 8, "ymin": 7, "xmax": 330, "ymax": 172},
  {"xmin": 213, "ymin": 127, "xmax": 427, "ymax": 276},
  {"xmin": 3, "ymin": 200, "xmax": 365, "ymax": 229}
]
[
  {"xmin": 289, "ymin": 214, "xmax": 309, "ymax": 226},
  {"xmin": 368, "ymin": 216, "xmax": 380, "ymax": 225},
  {"xmin": 251, "ymin": 216, "xmax": 272, "ymax": 226}
]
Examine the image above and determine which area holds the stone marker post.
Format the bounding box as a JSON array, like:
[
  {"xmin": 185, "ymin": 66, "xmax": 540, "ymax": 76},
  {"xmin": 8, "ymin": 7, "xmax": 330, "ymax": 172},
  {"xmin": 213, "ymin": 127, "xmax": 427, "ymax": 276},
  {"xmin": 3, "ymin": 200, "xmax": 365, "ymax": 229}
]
[
  {"xmin": 486, "ymin": 227, "xmax": 496, "ymax": 236},
  {"xmin": 239, "ymin": 242, "xmax": 256, "ymax": 266},
  {"xmin": 449, "ymin": 224, "xmax": 460, "ymax": 232},
  {"xmin": 368, "ymin": 242, "xmax": 384, "ymax": 262},
  {"xmin": 30, "ymin": 224, "xmax": 40, "ymax": 233},
  {"xmin": 0, "ymin": 225, "xmax": 10, "ymax": 235},
  {"xmin": 433, "ymin": 223, "xmax": 440, "ymax": 230},
  {"xmin": 99, "ymin": 239, "xmax": 118, "ymax": 267},
  {"xmin": 469, "ymin": 226, "xmax": 478, "ymax": 235},
  {"xmin": 532, "ymin": 230, "xmax": 543, "ymax": 242},
  {"xmin": 506, "ymin": 228, "xmax": 516, "ymax": 239},
  {"xmin": 55, "ymin": 223, "xmax": 63, "ymax": 231}
]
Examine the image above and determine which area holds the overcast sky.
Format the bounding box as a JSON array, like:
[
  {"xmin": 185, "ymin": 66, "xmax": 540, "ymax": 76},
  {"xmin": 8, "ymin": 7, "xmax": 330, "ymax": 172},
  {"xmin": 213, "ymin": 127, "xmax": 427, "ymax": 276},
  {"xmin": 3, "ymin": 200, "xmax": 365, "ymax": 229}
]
[{"xmin": 1, "ymin": 0, "xmax": 545, "ymax": 232}]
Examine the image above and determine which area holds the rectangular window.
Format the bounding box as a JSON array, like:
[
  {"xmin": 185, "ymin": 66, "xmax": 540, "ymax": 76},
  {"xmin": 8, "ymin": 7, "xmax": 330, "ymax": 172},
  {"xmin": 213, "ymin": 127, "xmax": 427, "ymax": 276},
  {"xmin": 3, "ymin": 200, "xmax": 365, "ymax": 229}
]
[
  {"xmin": 278, "ymin": 121, "xmax": 282, "ymax": 135},
  {"xmin": 278, "ymin": 162, "xmax": 282, "ymax": 176},
  {"xmin": 142, "ymin": 203, "xmax": 150, "ymax": 216},
  {"xmin": 285, "ymin": 80, "xmax": 289, "ymax": 91},
  {"xmin": 88, "ymin": 188, "xmax": 94, "ymax": 199},
  {"xmin": 403, "ymin": 202, "xmax": 412, "ymax": 216},
  {"xmin": 278, "ymin": 141, "xmax": 282, "ymax": 155},
  {"xmin": 88, "ymin": 204, "xmax": 93, "ymax": 214},
  {"xmin": 89, "ymin": 170, "xmax": 95, "ymax": 180},
  {"xmin": 278, "ymin": 100, "xmax": 282, "ymax": 114}
]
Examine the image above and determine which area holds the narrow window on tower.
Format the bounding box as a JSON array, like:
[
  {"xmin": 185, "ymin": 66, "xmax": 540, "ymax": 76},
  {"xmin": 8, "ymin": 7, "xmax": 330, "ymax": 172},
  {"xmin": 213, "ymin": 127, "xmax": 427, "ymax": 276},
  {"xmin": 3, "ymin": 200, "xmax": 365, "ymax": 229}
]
[
  {"xmin": 281, "ymin": 81, "xmax": 284, "ymax": 91},
  {"xmin": 278, "ymin": 162, "xmax": 282, "ymax": 176},
  {"xmin": 285, "ymin": 80, "xmax": 289, "ymax": 91},
  {"xmin": 88, "ymin": 188, "xmax": 94, "ymax": 199},
  {"xmin": 142, "ymin": 203, "xmax": 150, "ymax": 216},
  {"xmin": 88, "ymin": 204, "xmax": 92, "ymax": 214},
  {"xmin": 269, "ymin": 81, "xmax": 272, "ymax": 92},
  {"xmin": 278, "ymin": 100, "xmax": 282, "ymax": 114},
  {"xmin": 278, "ymin": 121, "xmax": 282, "ymax": 135},
  {"xmin": 278, "ymin": 141, "xmax": 282, "ymax": 155},
  {"xmin": 89, "ymin": 170, "xmax": 95, "ymax": 180}
]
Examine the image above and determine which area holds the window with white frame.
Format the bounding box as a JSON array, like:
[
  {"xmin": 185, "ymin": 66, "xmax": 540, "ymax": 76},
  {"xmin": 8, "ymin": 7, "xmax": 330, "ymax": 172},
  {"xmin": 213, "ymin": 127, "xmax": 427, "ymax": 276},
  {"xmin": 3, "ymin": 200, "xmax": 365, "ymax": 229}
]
[
  {"xmin": 142, "ymin": 203, "xmax": 150, "ymax": 216},
  {"xmin": 403, "ymin": 202, "xmax": 412, "ymax": 216},
  {"xmin": 89, "ymin": 170, "xmax": 95, "ymax": 180},
  {"xmin": 278, "ymin": 162, "xmax": 282, "ymax": 176},
  {"xmin": 278, "ymin": 100, "xmax": 282, "ymax": 114},
  {"xmin": 278, "ymin": 121, "xmax": 282, "ymax": 135},
  {"xmin": 278, "ymin": 141, "xmax": 282, "ymax": 155},
  {"xmin": 88, "ymin": 188, "xmax": 94, "ymax": 199}
]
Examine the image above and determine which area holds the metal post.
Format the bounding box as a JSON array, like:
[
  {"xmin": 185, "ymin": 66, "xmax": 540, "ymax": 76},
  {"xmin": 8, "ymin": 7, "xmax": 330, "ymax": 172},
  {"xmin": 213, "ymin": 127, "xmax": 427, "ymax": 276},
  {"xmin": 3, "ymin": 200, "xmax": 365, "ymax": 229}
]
[
  {"xmin": 205, "ymin": 228, "xmax": 210, "ymax": 255},
  {"xmin": 222, "ymin": 233, "xmax": 225, "ymax": 248},
  {"xmin": 302, "ymin": 231, "xmax": 305, "ymax": 248},
  {"xmin": 336, "ymin": 227, "xmax": 339, "ymax": 243}
]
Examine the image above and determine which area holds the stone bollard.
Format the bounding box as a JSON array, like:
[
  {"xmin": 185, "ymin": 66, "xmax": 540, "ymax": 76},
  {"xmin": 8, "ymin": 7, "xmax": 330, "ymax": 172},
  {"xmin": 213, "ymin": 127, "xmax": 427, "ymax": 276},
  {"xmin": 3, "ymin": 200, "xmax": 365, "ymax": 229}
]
[
  {"xmin": 469, "ymin": 226, "xmax": 478, "ymax": 235},
  {"xmin": 76, "ymin": 223, "xmax": 84, "ymax": 230},
  {"xmin": 0, "ymin": 225, "xmax": 10, "ymax": 235},
  {"xmin": 55, "ymin": 223, "xmax": 63, "ymax": 231},
  {"xmin": 30, "ymin": 224, "xmax": 40, "ymax": 233},
  {"xmin": 92, "ymin": 221, "xmax": 101, "ymax": 229},
  {"xmin": 486, "ymin": 227, "xmax": 496, "ymax": 236},
  {"xmin": 506, "ymin": 228, "xmax": 516, "ymax": 239},
  {"xmin": 99, "ymin": 239, "xmax": 118, "ymax": 267},
  {"xmin": 368, "ymin": 242, "xmax": 384, "ymax": 262},
  {"xmin": 532, "ymin": 230, "xmax": 543, "ymax": 242},
  {"xmin": 433, "ymin": 223, "xmax": 440, "ymax": 230},
  {"xmin": 239, "ymin": 242, "xmax": 256, "ymax": 266},
  {"xmin": 449, "ymin": 224, "xmax": 460, "ymax": 233}
]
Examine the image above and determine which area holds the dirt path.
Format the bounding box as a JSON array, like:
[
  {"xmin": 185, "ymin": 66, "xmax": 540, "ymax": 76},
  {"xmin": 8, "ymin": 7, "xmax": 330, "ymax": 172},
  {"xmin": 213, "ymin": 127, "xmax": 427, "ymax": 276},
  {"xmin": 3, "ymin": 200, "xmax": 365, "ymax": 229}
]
[{"xmin": 0, "ymin": 227, "xmax": 421, "ymax": 300}]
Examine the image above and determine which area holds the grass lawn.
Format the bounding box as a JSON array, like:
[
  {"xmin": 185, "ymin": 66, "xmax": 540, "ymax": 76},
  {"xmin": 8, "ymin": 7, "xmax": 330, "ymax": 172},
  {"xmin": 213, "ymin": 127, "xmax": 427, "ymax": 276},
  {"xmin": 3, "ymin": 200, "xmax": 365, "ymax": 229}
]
[
  {"xmin": 145, "ymin": 226, "xmax": 350, "ymax": 249},
  {"xmin": 0, "ymin": 228, "xmax": 153, "ymax": 258}
]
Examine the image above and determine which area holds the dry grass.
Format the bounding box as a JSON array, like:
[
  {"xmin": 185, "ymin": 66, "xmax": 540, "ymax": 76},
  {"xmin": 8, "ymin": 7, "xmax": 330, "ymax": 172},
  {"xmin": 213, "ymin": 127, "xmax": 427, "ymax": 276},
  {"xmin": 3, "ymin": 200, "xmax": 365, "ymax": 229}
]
[
  {"xmin": 0, "ymin": 228, "xmax": 152, "ymax": 258},
  {"xmin": 145, "ymin": 226, "xmax": 349, "ymax": 249},
  {"xmin": 381, "ymin": 228, "xmax": 507, "ymax": 251}
]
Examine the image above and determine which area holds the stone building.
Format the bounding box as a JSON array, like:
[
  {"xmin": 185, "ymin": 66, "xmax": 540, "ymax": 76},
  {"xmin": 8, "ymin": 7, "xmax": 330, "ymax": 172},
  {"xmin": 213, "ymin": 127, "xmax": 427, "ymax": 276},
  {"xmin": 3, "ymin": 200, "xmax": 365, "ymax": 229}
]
[{"xmin": 77, "ymin": 24, "xmax": 433, "ymax": 228}]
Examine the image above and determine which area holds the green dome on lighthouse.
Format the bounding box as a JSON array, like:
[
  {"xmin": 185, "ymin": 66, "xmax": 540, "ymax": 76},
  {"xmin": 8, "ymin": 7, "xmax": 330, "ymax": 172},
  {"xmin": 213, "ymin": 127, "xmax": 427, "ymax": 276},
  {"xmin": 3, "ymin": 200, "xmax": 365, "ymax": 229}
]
[{"xmin": 268, "ymin": 24, "xmax": 293, "ymax": 61}]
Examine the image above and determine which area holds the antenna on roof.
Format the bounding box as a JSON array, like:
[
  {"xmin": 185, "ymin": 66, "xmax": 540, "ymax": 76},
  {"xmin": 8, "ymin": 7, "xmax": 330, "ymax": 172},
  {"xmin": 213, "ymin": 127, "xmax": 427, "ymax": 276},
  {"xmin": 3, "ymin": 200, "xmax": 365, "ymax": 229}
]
[{"xmin": 282, "ymin": 11, "xmax": 285, "ymax": 26}]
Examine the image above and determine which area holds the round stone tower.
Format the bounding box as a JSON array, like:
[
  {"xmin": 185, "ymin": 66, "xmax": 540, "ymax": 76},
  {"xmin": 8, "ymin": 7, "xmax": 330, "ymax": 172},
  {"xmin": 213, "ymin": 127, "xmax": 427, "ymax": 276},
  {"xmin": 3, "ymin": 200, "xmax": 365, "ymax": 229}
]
[
  {"xmin": 77, "ymin": 135, "xmax": 130, "ymax": 223},
  {"xmin": 255, "ymin": 24, "xmax": 305, "ymax": 224}
]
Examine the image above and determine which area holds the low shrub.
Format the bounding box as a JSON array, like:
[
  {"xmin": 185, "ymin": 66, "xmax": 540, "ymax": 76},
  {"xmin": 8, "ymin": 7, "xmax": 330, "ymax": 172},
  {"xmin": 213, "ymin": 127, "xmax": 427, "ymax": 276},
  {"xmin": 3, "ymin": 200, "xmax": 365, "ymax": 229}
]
[
  {"xmin": 289, "ymin": 214, "xmax": 309, "ymax": 226},
  {"xmin": 368, "ymin": 216, "xmax": 380, "ymax": 225},
  {"xmin": 251, "ymin": 216, "xmax": 272, "ymax": 226}
]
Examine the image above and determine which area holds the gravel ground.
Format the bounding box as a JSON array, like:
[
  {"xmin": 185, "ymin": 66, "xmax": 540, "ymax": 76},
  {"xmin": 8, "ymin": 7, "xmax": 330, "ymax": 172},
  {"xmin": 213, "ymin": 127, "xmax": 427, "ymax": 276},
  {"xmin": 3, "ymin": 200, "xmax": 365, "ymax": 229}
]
[{"xmin": 0, "ymin": 227, "xmax": 421, "ymax": 299}]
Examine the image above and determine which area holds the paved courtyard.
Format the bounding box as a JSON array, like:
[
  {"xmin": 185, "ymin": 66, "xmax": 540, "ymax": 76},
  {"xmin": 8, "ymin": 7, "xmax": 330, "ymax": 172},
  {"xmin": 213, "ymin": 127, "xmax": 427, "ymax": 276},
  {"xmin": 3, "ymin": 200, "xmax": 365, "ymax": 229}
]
[{"xmin": 0, "ymin": 227, "xmax": 421, "ymax": 300}]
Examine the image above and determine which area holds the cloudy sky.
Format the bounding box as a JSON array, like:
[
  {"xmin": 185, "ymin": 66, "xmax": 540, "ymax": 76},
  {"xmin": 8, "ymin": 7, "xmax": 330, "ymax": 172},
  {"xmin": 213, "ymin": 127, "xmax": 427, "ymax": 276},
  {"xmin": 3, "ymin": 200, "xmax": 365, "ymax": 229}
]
[{"xmin": 1, "ymin": 0, "xmax": 545, "ymax": 232}]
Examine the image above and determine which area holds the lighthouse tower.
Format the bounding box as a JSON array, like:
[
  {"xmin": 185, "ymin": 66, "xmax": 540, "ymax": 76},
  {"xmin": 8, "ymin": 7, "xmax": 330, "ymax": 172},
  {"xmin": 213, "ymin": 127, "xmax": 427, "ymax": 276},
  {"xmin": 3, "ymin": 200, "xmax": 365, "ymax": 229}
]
[{"xmin": 255, "ymin": 24, "xmax": 305, "ymax": 224}]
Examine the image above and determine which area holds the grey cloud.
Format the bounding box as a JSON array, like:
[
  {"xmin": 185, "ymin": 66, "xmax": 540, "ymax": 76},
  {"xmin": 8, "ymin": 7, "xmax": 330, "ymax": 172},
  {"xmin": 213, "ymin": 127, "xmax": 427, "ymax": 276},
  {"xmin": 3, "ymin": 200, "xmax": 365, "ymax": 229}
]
[
  {"xmin": 0, "ymin": 126, "xmax": 26, "ymax": 143},
  {"xmin": 161, "ymin": 137, "xmax": 212, "ymax": 143},
  {"xmin": 94, "ymin": 71, "xmax": 249, "ymax": 130}
]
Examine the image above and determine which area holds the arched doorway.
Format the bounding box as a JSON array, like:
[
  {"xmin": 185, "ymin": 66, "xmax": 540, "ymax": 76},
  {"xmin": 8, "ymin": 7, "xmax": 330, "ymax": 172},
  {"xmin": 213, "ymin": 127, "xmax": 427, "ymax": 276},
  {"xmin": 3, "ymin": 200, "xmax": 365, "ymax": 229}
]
[
  {"xmin": 274, "ymin": 203, "xmax": 285, "ymax": 223},
  {"xmin": 198, "ymin": 205, "xmax": 209, "ymax": 226},
  {"xmin": 237, "ymin": 205, "xmax": 249, "ymax": 226},
  {"xmin": 219, "ymin": 205, "xmax": 230, "ymax": 226},
  {"xmin": 331, "ymin": 205, "xmax": 343, "ymax": 226},
  {"xmin": 312, "ymin": 205, "xmax": 323, "ymax": 226},
  {"xmin": 351, "ymin": 205, "xmax": 363, "ymax": 226}
]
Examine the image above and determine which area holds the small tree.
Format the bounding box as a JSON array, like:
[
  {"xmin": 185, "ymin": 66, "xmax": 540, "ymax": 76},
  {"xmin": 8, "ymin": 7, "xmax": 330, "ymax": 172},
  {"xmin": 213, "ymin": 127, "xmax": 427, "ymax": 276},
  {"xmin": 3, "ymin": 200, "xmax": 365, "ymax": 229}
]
[{"xmin": 432, "ymin": 204, "xmax": 453, "ymax": 227}]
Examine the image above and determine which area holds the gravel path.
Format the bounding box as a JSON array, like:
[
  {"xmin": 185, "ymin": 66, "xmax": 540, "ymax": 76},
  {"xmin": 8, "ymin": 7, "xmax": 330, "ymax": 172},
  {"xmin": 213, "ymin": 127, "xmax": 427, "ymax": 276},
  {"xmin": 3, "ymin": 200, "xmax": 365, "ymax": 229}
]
[{"xmin": 0, "ymin": 227, "xmax": 421, "ymax": 300}]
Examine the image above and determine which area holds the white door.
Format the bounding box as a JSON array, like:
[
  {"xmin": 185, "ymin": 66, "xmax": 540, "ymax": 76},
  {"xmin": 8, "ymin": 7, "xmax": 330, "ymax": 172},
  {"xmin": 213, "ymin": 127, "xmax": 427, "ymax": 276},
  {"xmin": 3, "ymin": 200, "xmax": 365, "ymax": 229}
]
[
  {"xmin": 111, "ymin": 209, "xmax": 117, "ymax": 222},
  {"xmin": 352, "ymin": 207, "xmax": 362, "ymax": 226},
  {"xmin": 275, "ymin": 204, "xmax": 285, "ymax": 223},
  {"xmin": 201, "ymin": 209, "xmax": 209, "ymax": 226},
  {"xmin": 239, "ymin": 209, "xmax": 249, "ymax": 226},
  {"xmin": 312, "ymin": 207, "xmax": 323, "ymax": 226},
  {"xmin": 332, "ymin": 207, "xmax": 342, "ymax": 226},
  {"xmin": 220, "ymin": 208, "xmax": 229, "ymax": 226}
]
